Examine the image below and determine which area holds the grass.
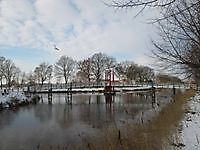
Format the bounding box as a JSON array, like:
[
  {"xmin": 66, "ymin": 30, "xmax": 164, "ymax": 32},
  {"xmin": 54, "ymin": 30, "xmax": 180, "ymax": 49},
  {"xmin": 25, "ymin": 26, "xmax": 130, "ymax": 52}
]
[{"xmin": 79, "ymin": 89, "xmax": 195, "ymax": 150}]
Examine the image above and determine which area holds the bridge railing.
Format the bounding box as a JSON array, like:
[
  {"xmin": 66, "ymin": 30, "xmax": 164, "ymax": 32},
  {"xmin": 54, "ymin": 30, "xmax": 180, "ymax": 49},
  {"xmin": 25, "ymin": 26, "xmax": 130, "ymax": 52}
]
[
  {"xmin": 23, "ymin": 82, "xmax": 196, "ymax": 93},
  {"xmin": 25, "ymin": 82, "xmax": 106, "ymax": 92}
]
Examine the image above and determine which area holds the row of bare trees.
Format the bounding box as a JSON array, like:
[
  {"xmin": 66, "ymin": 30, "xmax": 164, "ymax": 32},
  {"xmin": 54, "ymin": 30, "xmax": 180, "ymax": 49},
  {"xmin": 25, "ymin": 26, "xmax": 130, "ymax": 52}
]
[
  {"xmin": 0, "ymin": 53, "xmax": 156, "ymax": 88},
  {"xmin": 115, "ymin": 61, "xmax": 155, "ymax": 83}
]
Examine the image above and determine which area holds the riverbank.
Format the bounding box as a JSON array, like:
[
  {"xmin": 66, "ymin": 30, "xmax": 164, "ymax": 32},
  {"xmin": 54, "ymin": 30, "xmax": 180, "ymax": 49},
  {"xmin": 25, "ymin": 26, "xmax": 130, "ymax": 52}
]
[
  {"xmin": 0, "ymin": 89, "xmax": 40, "ymax": 109},
  {"xmin": 78, "ymin": 89, "xmax": 195, "ymax": 150},
  {"xmin": 178, "ymin": 91, "xmax": 200, "ymax": 149}
]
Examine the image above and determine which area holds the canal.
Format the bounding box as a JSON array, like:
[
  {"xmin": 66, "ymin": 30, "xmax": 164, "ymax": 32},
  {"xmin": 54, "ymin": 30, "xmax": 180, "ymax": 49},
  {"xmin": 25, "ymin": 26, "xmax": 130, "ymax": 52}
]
[{"xmin": 0, "ymin": 89, "xmax": 185, "ymax": 150}]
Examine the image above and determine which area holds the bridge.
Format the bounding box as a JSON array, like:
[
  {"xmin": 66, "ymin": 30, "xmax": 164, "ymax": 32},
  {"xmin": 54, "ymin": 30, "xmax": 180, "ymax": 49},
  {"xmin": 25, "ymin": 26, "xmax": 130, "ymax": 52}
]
[
  {"xmin": 22, "ymin": 82, "xmax": 195, "ymax": 105},
  {"xmin": 24, "ymin": 82, "xmax": 193, "ymax": 94},
  {"xmin": 24, "ymin": 68, "xmax": 195, "ymax": 94}
]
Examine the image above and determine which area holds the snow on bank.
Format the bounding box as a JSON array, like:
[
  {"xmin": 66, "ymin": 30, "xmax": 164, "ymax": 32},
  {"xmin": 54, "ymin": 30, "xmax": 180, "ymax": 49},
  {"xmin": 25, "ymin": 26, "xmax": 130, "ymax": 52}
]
[
  {"xmin": 180, "ymin": 92, "xmax": 200, "ymax": 149},
  {"xmin": 0, "ymin": 89, "xmax": 30, "ymax": 108}
]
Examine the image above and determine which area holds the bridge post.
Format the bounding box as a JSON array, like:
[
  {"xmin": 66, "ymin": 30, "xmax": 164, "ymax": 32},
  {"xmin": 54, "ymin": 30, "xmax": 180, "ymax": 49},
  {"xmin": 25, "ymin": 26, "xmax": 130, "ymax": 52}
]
[
  {"xmin": 66, "ymin": 82, "xmax": 72, "ymax": 104},
  {"xmin": 25, "ymin": 85, "xmax": 31, "ymax": 98},
  {"xmin": 48, "ymin": 84, "xmax": 53, "ymax": 104},
  {"xmin": 88, "ymin": 95, "xmax": 91, "ymax": 104},
  {"xmin": 151, "ymin": 87, "xmax": 156, "ymax": 106},
  {"xmin": 104, "ymin": 68, "xmax": 115, "ymax": 97},
  {"xmin": 173, "ymin": 84, "xmax": 176, "ymax": 95},
  {"xmin": 150, "ymin": 80, "xmax": 156, "ymax": 105}
]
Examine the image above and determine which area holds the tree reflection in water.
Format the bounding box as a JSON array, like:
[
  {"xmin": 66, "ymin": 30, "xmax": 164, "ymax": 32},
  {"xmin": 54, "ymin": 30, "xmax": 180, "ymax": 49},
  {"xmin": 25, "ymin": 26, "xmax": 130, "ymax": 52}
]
[
  {"xmin": 0, "ymin": 109, "xmax": 19, "ymax": 129},
  {"xmin": 0, "ymin": 90, "xmax": 174, "ymax": 150},
  {"xmin": 34, "ymin": 104, "xmax": 53, "ymax": 122}
]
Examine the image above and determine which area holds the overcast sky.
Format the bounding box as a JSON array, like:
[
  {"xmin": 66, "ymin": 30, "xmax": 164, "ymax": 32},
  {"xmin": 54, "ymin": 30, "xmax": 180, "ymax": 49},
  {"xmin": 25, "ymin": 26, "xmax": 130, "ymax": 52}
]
[{"xmin": 0, "ymin": 0, "xmax": 158, "ymax": 72}]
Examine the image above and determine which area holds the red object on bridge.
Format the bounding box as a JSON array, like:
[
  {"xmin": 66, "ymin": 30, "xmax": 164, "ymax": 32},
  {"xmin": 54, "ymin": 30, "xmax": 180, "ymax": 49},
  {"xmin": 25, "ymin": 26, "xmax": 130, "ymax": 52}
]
[{"xmin": 105, "ymin": 68, "xmax": 114, "ymax": 86}]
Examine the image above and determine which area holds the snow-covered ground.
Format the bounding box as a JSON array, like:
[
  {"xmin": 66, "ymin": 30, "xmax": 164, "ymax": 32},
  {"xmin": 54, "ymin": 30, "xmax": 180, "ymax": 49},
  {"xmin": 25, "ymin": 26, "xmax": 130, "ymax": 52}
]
[
  {"xmin": 179, "ymin": 91, "xmax": 200, "ymax": 149},
  {"xmin": 0, "ymin": 89, "xmax": 29, "ymax": 108}
]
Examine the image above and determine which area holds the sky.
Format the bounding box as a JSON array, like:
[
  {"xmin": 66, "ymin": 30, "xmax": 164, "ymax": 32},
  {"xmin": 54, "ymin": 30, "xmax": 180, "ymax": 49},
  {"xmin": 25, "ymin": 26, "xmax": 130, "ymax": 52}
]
[{"xmin": 0, "ymin": 0, "xmax": 158, "ymax": 73}]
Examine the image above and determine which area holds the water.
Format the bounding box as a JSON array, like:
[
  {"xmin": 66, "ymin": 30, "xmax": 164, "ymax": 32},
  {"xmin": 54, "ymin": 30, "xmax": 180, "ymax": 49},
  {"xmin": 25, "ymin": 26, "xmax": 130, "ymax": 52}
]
[{"xmin": 0, "ymin": 90, "xmax": 174, "ymax": 150}]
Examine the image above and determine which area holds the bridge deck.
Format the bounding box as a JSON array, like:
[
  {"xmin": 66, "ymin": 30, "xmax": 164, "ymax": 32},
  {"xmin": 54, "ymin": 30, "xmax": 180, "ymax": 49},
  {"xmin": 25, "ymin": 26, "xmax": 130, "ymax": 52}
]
[{"xmin": 24, "ymin": 83, "xmax": 192, "ymax": 94}]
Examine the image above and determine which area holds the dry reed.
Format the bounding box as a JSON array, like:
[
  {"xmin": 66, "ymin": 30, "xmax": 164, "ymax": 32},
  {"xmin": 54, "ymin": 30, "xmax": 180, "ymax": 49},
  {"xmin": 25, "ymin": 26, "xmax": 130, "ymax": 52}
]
[{"xmin": 80, "ymin": 89, "xmax": 195, "ymax": 150}]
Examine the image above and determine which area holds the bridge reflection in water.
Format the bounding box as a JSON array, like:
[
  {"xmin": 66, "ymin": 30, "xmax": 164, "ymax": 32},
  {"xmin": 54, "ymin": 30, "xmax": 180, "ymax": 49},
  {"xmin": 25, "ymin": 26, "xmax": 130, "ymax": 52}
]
[
  {"xmin": 0, "ymin": 89, "xmax": 176, "ymax": 150},
  {"xmin": 37, "ymin": 90, "xmax": 157, "ymax": 108}
]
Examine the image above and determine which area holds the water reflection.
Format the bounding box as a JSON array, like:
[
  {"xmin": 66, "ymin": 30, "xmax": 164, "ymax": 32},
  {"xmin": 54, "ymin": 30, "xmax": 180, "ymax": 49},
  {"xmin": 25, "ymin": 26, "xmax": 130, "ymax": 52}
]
[
  {"xmin": 105, "ymin": 94, "xmax": 113, "ymax": 104},
  {"xmin": 0, "ymin": 90, "xmax": 174, "ymax": 150},
  {"xmin": 0, "ymin": 109, "xmax": 19, "ymax": 129},
  {"xmin": 34, "ymin": 104, "xmax": 53, "ymax": 122}
]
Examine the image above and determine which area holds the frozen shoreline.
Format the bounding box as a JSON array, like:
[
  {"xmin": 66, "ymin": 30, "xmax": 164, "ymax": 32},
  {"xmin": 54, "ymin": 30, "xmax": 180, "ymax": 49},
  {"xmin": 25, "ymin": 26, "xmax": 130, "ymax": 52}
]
[{"xmin": 179, "ymin": 91, "xmax": 200, "ymax": 149}]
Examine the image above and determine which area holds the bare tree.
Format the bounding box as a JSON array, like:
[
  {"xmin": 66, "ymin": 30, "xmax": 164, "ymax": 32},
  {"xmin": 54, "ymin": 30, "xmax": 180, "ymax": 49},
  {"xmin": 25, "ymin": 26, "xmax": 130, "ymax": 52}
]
[
  {"xmin": 137, "ymin": 66, "xmax": 155, "ymax": 82},
  {"xmin": 151, "ymin": 0, "xmax": 200, "ymax": 81},
  {"xmin": 90, "ymin": 52, "xmax": 115, "ymax": 83},
  {"xmin": 77, "ymin": 58, "xmax": 92, "ymax": 83},
  {"xmin": 108, "ymin": 0, "xmax": 200, "ymax": 20},
  {"xmin": 34, "ymin": 67, "xmax": 40, "ymax": 84},
  {"xmin": 126, "ymin": 63, "xmax": 140, "ymax": 83},
  {"xmin": 115, "ymin": 61, "xmax": 133, "ymax": 80},
  {"xmin": 26, "ymin": 71, "xmax": 37, "ymax": 86},
  {"xmin": 20, "ymin": 72, "xmax": 27, "ymax": 87},
  {"xmin": 105, "ymin": 55, "xmax": 116, "ymax": 69},
  {"xmin": 0, "ymin": 56, "xmax": 5, "ymax": 89},
  {"xmin": 2, "ymin": 59, "xmax": 18, "ymax": 89},
  {"xmin": 110, "ymin": 0, "xmax": 176, "ymax": 8},
  {"xmin": 54, "ymin": 56, "xmax": 76, "ymax": 84},
  {"xmin": 123, "ymin": 62, "xmax": 155, "ymax": 83},
  {"xmin": 11, "ymin": 67, "xmax": 21, "ymax": 88},
  {"xmin": 106, "ymin": 0, "xmax": 200, "ymax": 82},
  {"xmin": 34, "ymin": 62, "xmax": 53, "ymax": 85},
  {"xmin": 156, "ymin": 73, "xmax": 182, "ymax": 83}
]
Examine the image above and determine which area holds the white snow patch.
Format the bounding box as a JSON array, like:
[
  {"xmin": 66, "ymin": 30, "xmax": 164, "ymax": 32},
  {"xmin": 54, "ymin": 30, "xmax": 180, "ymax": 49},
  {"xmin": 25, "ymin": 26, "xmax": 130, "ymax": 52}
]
[
  {"xmin": 180, "ymin": 92, "xmax": 200, "ymax": 149},
  {"xmin": 0, "ymin": 89, "xmax": 28, "ymax": 105}
]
